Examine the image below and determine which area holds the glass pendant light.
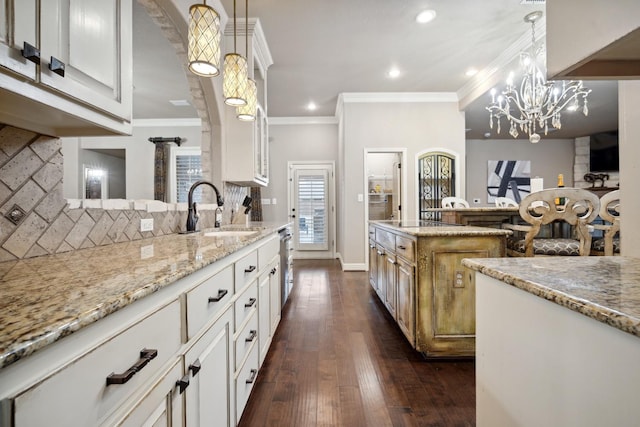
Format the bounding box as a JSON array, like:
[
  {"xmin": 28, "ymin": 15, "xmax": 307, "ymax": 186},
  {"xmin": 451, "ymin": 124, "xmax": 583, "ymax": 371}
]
[
  {"xmin": 223, "ymin": 0, "xmax": 248, "ymax": 106},
  {"xmin": 187, "ymin": 1, "xmax": 221, "ymax": 77},
  {"xmin": 237, "ymin": 0, "xmax": 256, "ymax": 121}
]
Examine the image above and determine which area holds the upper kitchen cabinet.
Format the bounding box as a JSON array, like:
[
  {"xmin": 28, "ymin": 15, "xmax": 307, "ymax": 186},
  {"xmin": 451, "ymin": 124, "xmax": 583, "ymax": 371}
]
[
  {"xmin": 223, "ymin": 18, "xmax": 273, "ymax": 187},
  {"xmin": 546, "ymin": 0, "xmax": 640, "ymax": 79},
  {"xmin": 0, "ymin": 0, "xmax": 132, "ymax": 136}
]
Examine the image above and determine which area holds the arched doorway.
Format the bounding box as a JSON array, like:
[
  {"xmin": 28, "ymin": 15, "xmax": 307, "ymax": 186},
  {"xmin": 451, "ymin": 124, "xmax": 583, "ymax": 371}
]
[{"xmin": 418, "ymin": 151, "xmax": 456, "ymax": 220}]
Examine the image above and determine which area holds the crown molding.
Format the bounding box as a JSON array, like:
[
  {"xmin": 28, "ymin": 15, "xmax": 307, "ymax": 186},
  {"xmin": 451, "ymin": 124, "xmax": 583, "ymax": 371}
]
[
  {"xmin": 224, "ymin": 17, "xmax": 273, "ymax": 74},
  {"xmin": 269, "ymin": 116, "xmax": 338, "ymax": 126},
  {"xmin": 339, "ymin": 92, "xmax": 459, "ymax": 104},
  {"xmin": 133, "ymin": 118, "xmax": 202, "ymax": 127},
  {"xmin": 457, "ymin": 16, "xmax": 547, "ymax": 110}
]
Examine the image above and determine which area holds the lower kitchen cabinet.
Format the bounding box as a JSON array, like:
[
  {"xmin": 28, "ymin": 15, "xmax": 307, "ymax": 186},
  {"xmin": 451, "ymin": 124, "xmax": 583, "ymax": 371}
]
[
  {"xmin": 368, "ymin": 221, "xmax": 507, "ymax": 357},
  {"xmin": 184, "ymin": 308, "xmax": 234, "ymax": 427},
  {"xmin": 0, "ymin": 230, "xmax": 285, "ymax": 427}
]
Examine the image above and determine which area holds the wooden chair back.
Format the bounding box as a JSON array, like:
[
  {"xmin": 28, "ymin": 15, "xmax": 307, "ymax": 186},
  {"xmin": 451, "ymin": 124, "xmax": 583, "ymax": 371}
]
[
  {"xmin": 508, "ymin": 188, "xmax": 600, "ymax": 256},
  {"xmin": 592, "ymin": 189, "xmax": 620, "ymax": 255}
]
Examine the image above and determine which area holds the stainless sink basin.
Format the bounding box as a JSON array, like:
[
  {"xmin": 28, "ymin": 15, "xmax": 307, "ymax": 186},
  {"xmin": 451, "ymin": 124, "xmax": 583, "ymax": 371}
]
[{"xmin": 203, "ymin": 230, "xmax": 258, "ymax": 238}]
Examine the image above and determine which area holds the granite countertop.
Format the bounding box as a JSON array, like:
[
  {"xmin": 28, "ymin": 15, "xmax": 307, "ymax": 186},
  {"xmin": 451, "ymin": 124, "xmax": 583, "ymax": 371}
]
[
  {"xmin": 462, "ymin": 256, "xmax": 640, "ymax": 339},
  {"xmin": 371, "ymin": 220, "xmax": 512, "ymax": 237},
  {"xmin": 0, "ymin": 222, "xmax": 289, "ymax": 370}
]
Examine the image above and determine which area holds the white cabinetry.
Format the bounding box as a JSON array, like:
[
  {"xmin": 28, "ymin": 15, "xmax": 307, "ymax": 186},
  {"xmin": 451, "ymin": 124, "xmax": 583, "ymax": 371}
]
[
  {"xmin": 0, "ymin": 231, "xmax": 283, "ymax": 427},
  {"xmin": 0, "ymin": 0, "xmax": 132, "ymax": 136},
  {"xmin": 225, "ymin": 103, "xmax": 269, "ymax": 186}
]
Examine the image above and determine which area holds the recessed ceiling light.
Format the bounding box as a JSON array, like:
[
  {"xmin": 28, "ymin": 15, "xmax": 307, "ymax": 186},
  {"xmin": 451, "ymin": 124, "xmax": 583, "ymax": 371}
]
[
  {"xmin": 169, "ymin": 99, "xmax": 191, "ymax": 107},
  {"xmin": 465, "ymin": 68, "xmax": 478, "ymax": 77},
  {"xmin": 307, "ymin": 102, "xmax": 317, "ymax": 111},
  {"xmin": 388, "ymin": 68, "xmax": 401, "ymax": 78},
  {"xmin": 416, "ymin": 9, "xmax": 437, "ymax": 24}
]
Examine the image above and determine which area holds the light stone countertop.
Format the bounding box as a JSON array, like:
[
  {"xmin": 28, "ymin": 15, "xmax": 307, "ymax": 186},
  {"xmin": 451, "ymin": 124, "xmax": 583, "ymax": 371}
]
[
  {"xmin": 462, "ymin": 256, "xmax": 640, "ymax": 339},
  {"xmin": 0, "ymin": 222, "xmax": 289, "ymax": 370},
  {"xmin": 371, "ymin": 220, "xmax": 512, "ymax": 237}
]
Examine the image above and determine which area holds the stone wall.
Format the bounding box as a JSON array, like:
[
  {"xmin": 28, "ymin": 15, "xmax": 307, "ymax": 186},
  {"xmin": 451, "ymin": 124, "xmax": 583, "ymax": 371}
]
[
  {"xmin": 573, "ymin": 136, "xmax": 620, "ymax": 189},
  {"xmin": 0, "ymin": 124, "xmax": 247, "ymax": 261}
]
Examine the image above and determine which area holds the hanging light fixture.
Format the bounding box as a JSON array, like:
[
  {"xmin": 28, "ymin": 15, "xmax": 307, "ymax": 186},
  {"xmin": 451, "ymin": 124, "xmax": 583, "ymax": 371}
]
[
  {"xmin": 237, "ymin": 0, "xmax": 256, "ymax": 121},
  {"xmin": 223, "ymin": 0, "xmax": 248, "ymax": 106},
  {"xmin": 486, "ymin": 11, "xmax": 591, "ymax": 143},
  {"xmin": 187, "ymin": 1, "xmax": 221, "ymax": 77}
]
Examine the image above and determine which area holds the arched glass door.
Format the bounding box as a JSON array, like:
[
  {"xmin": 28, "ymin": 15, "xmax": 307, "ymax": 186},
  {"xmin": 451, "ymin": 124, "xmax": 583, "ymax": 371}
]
[{"xmin": 418, "ymin": 152, "xmax": 456, "ymax": 220}]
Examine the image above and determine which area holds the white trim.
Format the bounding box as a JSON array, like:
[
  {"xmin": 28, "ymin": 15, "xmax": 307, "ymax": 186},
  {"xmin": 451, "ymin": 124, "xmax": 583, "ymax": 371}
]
[
  {"xmin": 414, "ymin": 147, "xmax": 462, "ymax": 219},
  {"xmin": 339, "ymin": 92, "xmax": 459, "ymax": 104},
  {"xmin": 363, "ymin": 148, "xmax": 407, "ymax": 270},
  {"xmin": 133, "ymin": 118, "xmax": 202, "ymax": 127},
  {"xmin": 457, "ymin": 17, "xmax": 546, "ymax": 110},
  {"xmin": 287, "ymin": 161, "xmax": 337, "ymax": 259},
  {"xmin": 337, "ymin": 251, "xmax": 367, "ymax": 272},
  {"xmin": 269, "ymin": 116, "xmax": 338, "ymax": 126}
]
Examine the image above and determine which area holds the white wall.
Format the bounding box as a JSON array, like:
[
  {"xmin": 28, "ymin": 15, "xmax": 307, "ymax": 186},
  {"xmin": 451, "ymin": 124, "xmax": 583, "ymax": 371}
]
[
  {"xmin": 339, "ymin": 98, "xmax": 466, "ymax": 269},
  {"xmin": 261, "ymin": 120, "xmax": 339, "ymax": 223},
  {"xmin": 619, "ymin": 81, "xmax": 640, "ymax": 257},
  {"xmin": 62, "ymin": 120, "xmax": 202, "ymax": 199},
  {"xmin": 466, "ymin": 138, "xmax": 575, "ymax": 206}
]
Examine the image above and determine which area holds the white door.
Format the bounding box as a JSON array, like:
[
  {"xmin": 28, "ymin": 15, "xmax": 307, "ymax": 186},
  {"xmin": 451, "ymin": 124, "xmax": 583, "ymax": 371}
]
[{"xmin": 289, "ymin": 163, "xmax": 334, "ymax": 256}]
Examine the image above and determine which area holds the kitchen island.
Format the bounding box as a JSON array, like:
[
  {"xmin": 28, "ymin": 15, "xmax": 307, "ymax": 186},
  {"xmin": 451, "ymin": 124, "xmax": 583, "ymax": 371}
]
[
  {"xmin": 463, "ymin": 256, "xmax": 640, "ymax": 427},
  {"xmin": 0, "ymin": 222, "xmax": 288, "ymax": 426},
  {"xmin": 369, "ymin": 220, "xmax": 510, "ymax": 357}
]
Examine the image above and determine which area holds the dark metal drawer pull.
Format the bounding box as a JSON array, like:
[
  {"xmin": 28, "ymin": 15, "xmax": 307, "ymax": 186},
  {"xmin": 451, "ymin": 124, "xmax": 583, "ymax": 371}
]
[
  {"xmin": 189, "ymin": 359, "xmax": 201, "ymax": 376},
  {"xmin": 106, "ymin": 348, "xmax": 158, "ymax": 385},
  {"xmin": 176, "ymin": 374, "xmax": 190, "ymax": 394},
  {"xmin": 270, "ymin": 267, "xmax": 277, "ymax": 275},
  {"xmin": 49, "ymin": 56, "xmax": 65, "ymax": 77},
  {"xmin": 244, "ymin": 265, "xmax": 256, "ymax": 273},
  {"xmin": 246, "ymin": 369, "xmax": 258, "ymax": 384},
  {"xmin": 208, "ymin": 289, "xmax": 228, "ymax": 302},
  {"xmin": 245, "ymin": 297, "xmax": 257, "ymax": 308},
  {"xmin": 398, "ymin": 245, "xmax": 407, "ymax": 250},
  {"xmin": 21, "ymin": 41, "xmax": 40, "ymax": 64},
  {"xmin": 245, "ymin": 329, "xmax": 257, "ymax": 342}
]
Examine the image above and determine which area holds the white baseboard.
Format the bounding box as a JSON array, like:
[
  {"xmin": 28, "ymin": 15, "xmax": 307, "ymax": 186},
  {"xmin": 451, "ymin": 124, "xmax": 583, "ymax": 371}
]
[{"xmin": 336, "ymin": 253, "xmax": 367, "ymax": 271}]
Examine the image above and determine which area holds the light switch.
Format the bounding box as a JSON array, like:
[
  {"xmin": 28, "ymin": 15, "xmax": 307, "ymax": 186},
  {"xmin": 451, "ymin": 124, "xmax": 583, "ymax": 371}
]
[
  {"xmin": 357, "ymin": 194, "xmax": 363, "ymax": 202},
  {"xmin": 272, "ymin": 198, "xmax": 277, "ymax": 205}
]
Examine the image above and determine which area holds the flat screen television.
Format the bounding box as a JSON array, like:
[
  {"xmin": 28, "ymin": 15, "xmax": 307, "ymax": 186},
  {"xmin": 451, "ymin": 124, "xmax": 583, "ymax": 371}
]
[{"xmin": 589, "ymin": 130, "xmax": 619, "ymax": 172}]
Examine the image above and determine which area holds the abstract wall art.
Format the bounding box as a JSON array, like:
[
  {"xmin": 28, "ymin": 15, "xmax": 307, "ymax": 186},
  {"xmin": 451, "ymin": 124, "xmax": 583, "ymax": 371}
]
[{"xmin": 487, "ymin": 160, "xmax": 531, "ymax": 203}]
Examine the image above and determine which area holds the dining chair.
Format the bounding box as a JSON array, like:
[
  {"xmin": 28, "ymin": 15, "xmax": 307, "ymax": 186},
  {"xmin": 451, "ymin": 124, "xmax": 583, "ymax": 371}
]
[
  {"xmin": 494, "ymin": 196, "xmax": 518, "ymax": 207},
  {"xmin": 590, "ymin": 189, "xmax": 620, "ymax": 256},
  {"xmin": 503, "ymin": 188, "xmax": 600, "ymax": 257},
  {"xmin": 441, "ymin": 197, "xmax": 470, "ymax": 208}
]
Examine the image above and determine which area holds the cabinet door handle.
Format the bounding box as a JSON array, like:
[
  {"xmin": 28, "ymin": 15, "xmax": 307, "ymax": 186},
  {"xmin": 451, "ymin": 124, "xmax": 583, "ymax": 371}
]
[
  {"xmin": 245, "ymin": 329, "xmax": 257, "ymax": 342},
  {"xmin": 244, "ymin": 265, "xmax": 256, "ymax": 273},
  {"xmin": 244, "ymin": 297, "xmax": 257, "ymax": 308},
  {"xmin": 21, "ymin": 41, "xmax": 40, "ymax": 64},
  {"xmin": 377, "ymin": 250, "xmax": 384, "ymax": 255},
  {"xmin": 208, "ymin": 289, "xmax": 228, "ymax": 302},
  {"xmin": 245, "ymin": 369, "xmax": 258, "ymax": 384},
  {"xmin": 176, "ymin": 374, "xmax": 190, "ymax": 394},
  {"xmin": 398, "ymin": 245, "xmax": 407, "ymax": 250},
  {"xmin": 49, "ymin": 56, "xmax": 65, "ymax": 77},
  {"xmin": 106, "ymin": 348, "xmax": 158, "ymax": 385},
  {"xmin": 189, "ymin": 359, "xmax": 201, "ymax": 376},
  {"xmin": 270, "ymin": 267, "xmax": 277, "ymax": 275}
]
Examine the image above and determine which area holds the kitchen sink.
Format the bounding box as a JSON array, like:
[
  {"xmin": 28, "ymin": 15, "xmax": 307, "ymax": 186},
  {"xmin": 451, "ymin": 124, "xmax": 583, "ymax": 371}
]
[{"xmin": 203, "ymin": 230, "xmax": 258, "ymax": 237}]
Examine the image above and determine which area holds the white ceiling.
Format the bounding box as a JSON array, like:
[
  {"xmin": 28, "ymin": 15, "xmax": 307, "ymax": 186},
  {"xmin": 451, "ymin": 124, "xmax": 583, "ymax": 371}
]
[{"xmin": 132, "ymin": 0, "xmax": 619, "ymax": 140}]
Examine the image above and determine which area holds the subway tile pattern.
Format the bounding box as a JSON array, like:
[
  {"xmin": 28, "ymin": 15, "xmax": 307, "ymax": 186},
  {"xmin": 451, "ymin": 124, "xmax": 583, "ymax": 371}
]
[{"xmin": 0, "ymin": 124, "xmax": 249, "ymax": 261}]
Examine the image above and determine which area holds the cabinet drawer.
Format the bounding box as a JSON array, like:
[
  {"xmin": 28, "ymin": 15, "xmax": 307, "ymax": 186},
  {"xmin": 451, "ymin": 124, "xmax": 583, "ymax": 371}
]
[
  {"xmin": 368, "ymin": 225, "xmax": 376, "ymax": 241},
  {"xmin": 395, "ymin": 235, "xmax": 416, "ymax": 262},
  {"xmin": 235, "ymin": 343, "xmax": 259, "ymax": 423},
  {"xmin": 234, "ymin": 310, "xmax": 258, "ymax": 372},
  {"xmin": 235, "ymin": 281, "xmax": 258, "ymax": 331},
  {"xmin": 376, "ymin": 228, "xmax": 395, "ymax": 252},
  {"xmin": 235, "ymin": 250, "xmax": 259, "ymax": 292},
  {"xmin": 186, "ymin": 265, "xmax": 234, "ymax": 339},
  {"xmin": 258, "ymin": 235, "xmax": 279, "ymax": 271},
  {"xmin": 14, "ymin": 300, "xmax": 181, "ymax": 426}
]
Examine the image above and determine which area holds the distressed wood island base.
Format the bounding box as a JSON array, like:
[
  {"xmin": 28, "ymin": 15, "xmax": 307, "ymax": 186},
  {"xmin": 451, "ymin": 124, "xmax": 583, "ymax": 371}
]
[{"xmin": 368, "ymin": 220, "xmax": 509, "ymax": 357}]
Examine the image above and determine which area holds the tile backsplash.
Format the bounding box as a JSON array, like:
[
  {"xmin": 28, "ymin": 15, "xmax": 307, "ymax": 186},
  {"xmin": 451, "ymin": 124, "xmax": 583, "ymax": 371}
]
[{"xmin": 0, "ymin": 124, "xmax": 248, "ymax": 261}]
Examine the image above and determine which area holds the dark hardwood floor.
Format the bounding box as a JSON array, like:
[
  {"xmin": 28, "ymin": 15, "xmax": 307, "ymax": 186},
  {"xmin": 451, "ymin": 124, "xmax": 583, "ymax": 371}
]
[{"xmin": 238, "ymin": 259, "xmax": 475, "ymax": 427}]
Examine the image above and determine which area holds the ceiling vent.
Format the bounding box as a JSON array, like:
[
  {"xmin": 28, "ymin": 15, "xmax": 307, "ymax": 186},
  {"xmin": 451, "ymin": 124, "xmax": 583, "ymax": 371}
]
[{"xmin": 520, "ymin": 0, "xmax": 545, "ymax": 4}]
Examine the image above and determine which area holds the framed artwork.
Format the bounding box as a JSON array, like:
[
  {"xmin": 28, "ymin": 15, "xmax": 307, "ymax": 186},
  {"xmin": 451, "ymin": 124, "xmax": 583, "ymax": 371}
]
[{"xmin": 487, "ymin": 160, "xmax": 530, "ymax": 203}]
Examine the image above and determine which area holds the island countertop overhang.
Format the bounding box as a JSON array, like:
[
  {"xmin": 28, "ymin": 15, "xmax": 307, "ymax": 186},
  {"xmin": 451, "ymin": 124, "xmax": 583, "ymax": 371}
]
[{"xmin": 462, "ymin": 256, "xmax": 640, "ymax": 339}]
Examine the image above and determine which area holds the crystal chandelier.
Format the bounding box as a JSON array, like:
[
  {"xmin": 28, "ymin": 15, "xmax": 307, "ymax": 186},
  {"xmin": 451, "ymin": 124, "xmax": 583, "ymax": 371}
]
[{"xmin": 486, "ymin": 11, "xmax": 591, "ymax": 143}]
